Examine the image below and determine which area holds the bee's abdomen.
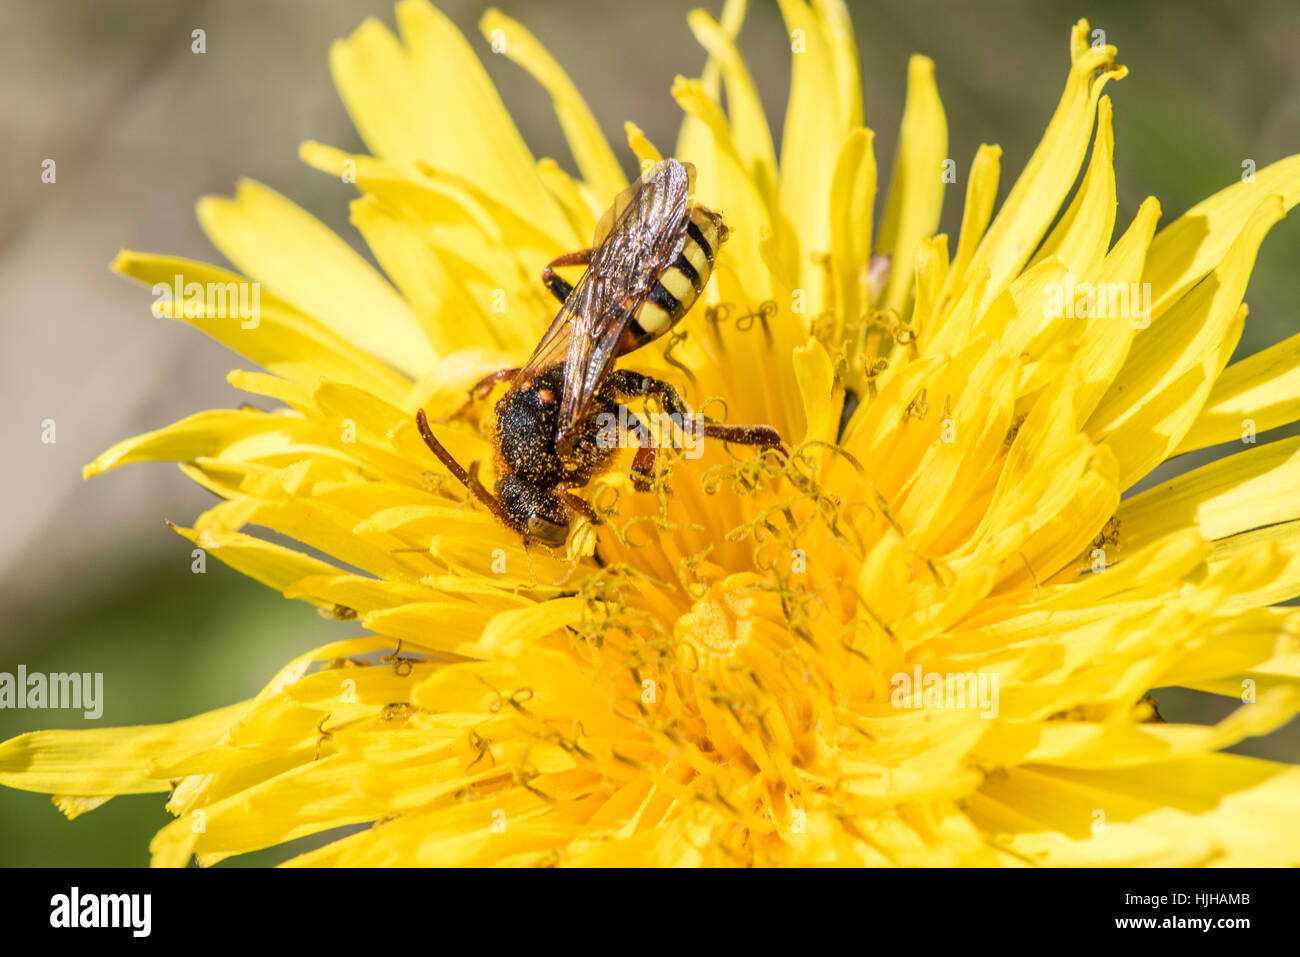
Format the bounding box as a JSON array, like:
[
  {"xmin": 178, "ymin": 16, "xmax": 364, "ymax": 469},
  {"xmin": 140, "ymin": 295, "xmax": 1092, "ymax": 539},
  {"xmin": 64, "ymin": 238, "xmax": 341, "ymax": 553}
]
[{"xmin": 621, "ymin": 206, "xmax": 723, "ymax": 353}]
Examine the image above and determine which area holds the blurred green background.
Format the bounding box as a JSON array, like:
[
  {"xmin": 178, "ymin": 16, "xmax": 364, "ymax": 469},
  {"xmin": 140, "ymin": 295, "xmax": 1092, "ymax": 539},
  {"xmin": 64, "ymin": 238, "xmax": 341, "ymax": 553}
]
[{"xmin": 1, "ymin": 0, "xmax": 1297, "ymax": 865}]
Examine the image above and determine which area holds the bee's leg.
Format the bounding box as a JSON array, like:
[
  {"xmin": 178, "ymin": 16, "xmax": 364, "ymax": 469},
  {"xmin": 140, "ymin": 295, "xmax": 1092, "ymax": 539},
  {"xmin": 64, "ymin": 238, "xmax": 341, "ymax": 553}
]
[
  {"xmin": 607, "ymin": 370, "xmax": 691, "ymax": 417},
  {"xmin": 700, "ymin": 421, "xmax": 786, "ymax": 451},
  {"xmin": 415, "ymin": 409, "xmax": 510, "ymax": 525},
  {"xmin": 451, "ymin": 367, "xmax": 520, "ymax": 421},
  {"xmin": 608, "ymin": 370, "xmax": 787, "ymax": 454},
  {"xmin": 542, "ymin": 249, "xmax": 593, "ymax": 303},
  {"xmin": 629, "ymin": 415, "xmax": 658, "ymax": 491},
  {"xmin": 556, "ymin": 488, "xmax": 599, "ymax": 524}
]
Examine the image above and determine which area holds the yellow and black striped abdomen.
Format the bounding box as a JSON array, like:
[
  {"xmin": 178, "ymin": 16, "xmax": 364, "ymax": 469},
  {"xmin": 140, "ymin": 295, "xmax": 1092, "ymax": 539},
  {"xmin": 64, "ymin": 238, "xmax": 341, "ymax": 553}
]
[{"xmin": 620, "ymin": 205, "xmax": 726, "ymax": 354}]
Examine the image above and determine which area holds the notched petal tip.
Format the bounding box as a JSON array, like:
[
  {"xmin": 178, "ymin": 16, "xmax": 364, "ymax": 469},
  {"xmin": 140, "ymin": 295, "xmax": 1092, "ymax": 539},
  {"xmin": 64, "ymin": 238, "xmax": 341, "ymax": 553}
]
[
  {"xmin": 624, "ymin": 121, "xmax": 662, "ymax": 167},
  {"xmin": 53, "ymin": 794, "xmax": 112, "ymax": 820},
  {"xmin": 108, "ymin": 248, "xmax": 137, "ymax": 275},
  {"xmin": 907, "ymin": 53, "xmax": 936, "ymax": 77},
  {"xmin": 1069, "ymin": 18, "xmax": 1127, "ymax": 81}
]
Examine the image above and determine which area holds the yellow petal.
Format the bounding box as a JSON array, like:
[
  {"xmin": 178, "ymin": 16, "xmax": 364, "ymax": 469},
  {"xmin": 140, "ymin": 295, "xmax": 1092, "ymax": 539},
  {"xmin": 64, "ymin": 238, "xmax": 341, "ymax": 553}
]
[
  {"xmin": 83, "ymin": 408, "xmax": 333, "ymax": 479},
  {"xmin": 1158, "ymin": 609, "xmax": 1299, "ymax": 690},
  {"xmin": 913, "ymin": 236, "xmax": 956, "ymax": 352},
  {"xmin": 623, "ymin": 121, "xmax": 662, "ymax": 170},
  {"xmin": 1175, "ymin": 328, "xmax": 1300, "ymax": 454},
  {"xmin": 1188, "ymin": 648, "xmax": 1300, "ymax": 699},
  {"xmin": 901, "ymin": 342, "xmax": 1018, "ymax": 548},
  {"xmin": 1143, "ymin": 153, "xmax": 1300, "ymax": 318},
  {"xmin": 197, "ymin": 180, "xmax": 435, "ymax": 376},
  {"xmin": 536, "ymin": 157, "xmax": 600, "ymax": 241},
  {"xmin": 301, "ymin": 139, "xmax": 572, "ymax": 254},
  {"xmin": 812, "ymin": 0, "xmax": 862, "ymax": 131},
  {"xmin": 828, "ymin": 128, "xmax": 876, "ymax": 341},
  {"xmin": 227, "ymin": 370, "xmax": 315, "ymax": 414},
  {"xmin": 326, "ymin": 14, "xmax": 431, "ymax": 168},
  {"xmin": 225, "ymin": 496, "xmax": 430, "ymax": 584},
  {"xmin": 282, "ymin": 574, "xmax": 440, "ymax": 615},
  {"xmin": 671, "ymin": 77, "xmax": 774, "ymax": 301},
  {"xmin": 685, "ymin": 8, "xmax": 779, "ymax": 213},
  {"xmin": 1071, "ymin": 197, "xmax": 1161, "ymax": 422},
  {"xmin": 479, "ymin": 9, "xmax": 626, "ymax": 203},
  {"xmin": 877, "ymin": 55, "xmax": 948, "ymax": 316},
  {"xmin": 675, "ymin": 0, "xmax": 745, "ymax": 201},
  {"xmin": 330, "ymin": 0, "xmax": 568, "ymax": 238},
  {"xmin": 364, "ymin": 603, "xmax": 496, "ymax": 656},
  {"xmin": 970, "ymin": 756, "xmax": 1300, "ymax": 866},
  {"xmin": 792, "ymin": 337, "xmax": 835, "ymax": 445},
  {"xmin": 1119, "ymin": 435, "xmax": 1300, "ymax": 552},
  {"xmin": 1089, "ymin": 196, "xmax": 1284, "ymax": 487},
  {"xmin": 0, "ymin": 702, "xmax": 248, "ymax": 797},
  {"xmin": 111, "ymin": 250, "xmax": 411, "ymax": 407},
  {"xmin": 995, "ymin": 442, "xmax": 1120, "ymax": 590},
  {"xmin": 985, "ymin": 257, "xmax": 1068, "ymax": 356},
  {"xmin": 477, "ymin": 597, "xmax": 586, "ymax": 657},
  {"xmin": 347, "ymin": 194, "xmax": 493, "ymax": 356},
  {"xmin": 776, "ymin": 0, "xmax": 850, "ymax": 302},
  {"xmin": 968, "ymin": 20, "xmax": 1125, "ymax": 311},
  {"xmin": 1203, "ymin": 519, "xmax": 1300, "ymax": 612},
  {"xmin": 1028, "ymin": 95, "xmax": 1116, "ymax": 278},
  {"xmin": 941, "ymin": 143, "xmax": 1000, "ymax": 301},
  {"xmin": 169, "ymin": 524, "xmax": 344, "ymax": 606}
]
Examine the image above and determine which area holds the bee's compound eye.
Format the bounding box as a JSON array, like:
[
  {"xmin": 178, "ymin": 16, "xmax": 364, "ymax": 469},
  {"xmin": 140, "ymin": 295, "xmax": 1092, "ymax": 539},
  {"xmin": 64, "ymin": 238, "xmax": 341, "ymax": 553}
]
[{"xmin": 526, "ymin": 515, "xmax": 569, "ymax": 547}]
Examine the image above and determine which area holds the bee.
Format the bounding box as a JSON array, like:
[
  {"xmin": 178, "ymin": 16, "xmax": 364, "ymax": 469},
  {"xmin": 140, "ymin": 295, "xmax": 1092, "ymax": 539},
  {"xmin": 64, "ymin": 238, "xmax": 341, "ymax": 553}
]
[{"xmin": 416, "ymin": 158, "xmax": 784, "ymax": 547}]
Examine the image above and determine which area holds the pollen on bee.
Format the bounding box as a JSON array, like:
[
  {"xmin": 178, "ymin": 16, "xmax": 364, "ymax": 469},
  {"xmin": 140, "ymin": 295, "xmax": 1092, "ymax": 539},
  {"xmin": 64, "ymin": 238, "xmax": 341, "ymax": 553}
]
[{"xmin": 538, "ymin": 388, "xmax": 556, "ymax": 405}]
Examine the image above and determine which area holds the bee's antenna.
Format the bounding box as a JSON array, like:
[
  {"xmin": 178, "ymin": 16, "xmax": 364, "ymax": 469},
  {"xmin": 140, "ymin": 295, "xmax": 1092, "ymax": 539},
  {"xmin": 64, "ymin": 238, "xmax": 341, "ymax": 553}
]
[{"xmin": 415, "ymin": 409, "xmax": 509, "ymax": 525}]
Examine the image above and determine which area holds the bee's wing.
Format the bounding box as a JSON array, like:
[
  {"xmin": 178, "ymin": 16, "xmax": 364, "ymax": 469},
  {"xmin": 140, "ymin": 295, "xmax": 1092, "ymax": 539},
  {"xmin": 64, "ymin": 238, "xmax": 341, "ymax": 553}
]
[
  {"xmin": 503, "ymin": 261, "xmax": 629, "ymax": 439},
  {"xmin": 590, "ymin": 160, "xmax": 692, "ymax": 248},
  {"xmin": 551, "ymin": 160, "xmax": 695, "ymax": 442},
  {"xmin": 504, "ymin": 161, "xmax": 696, "ymax": 442},
  {"xmin": 506, "ymin": 288, "xmax": 585, "ymax": 400}
]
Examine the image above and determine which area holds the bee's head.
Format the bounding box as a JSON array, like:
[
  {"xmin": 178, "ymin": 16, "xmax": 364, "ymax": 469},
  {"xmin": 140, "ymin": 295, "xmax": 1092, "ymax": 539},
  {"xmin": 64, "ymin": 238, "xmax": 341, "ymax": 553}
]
[{"xmin": 496, "ymin": 475, "xmax": 570, "ymax": 548}]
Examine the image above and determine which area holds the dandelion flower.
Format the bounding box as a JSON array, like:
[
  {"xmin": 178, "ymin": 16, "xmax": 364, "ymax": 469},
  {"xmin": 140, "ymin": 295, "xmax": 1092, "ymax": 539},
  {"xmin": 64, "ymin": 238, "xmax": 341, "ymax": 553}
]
[{"xmin": 3, "ymin": 0, "xmax": 1300, "ymax": 867}]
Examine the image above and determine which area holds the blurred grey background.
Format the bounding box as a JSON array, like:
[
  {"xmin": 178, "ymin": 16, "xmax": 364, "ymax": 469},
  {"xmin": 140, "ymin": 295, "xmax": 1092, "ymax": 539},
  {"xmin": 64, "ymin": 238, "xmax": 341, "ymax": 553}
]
[{"xmin": 1, "ymin": 0, "xmax": 1297, "ymax": 865}]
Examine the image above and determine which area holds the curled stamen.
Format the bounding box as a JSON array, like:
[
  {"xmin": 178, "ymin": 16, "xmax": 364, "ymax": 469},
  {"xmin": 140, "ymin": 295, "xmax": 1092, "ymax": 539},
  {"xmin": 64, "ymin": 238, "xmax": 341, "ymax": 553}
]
[
  {"xmin": 904, "ymin": 388, "xmax": 929, "ymax": 421},
  {"xmin": 676, "ymin": 544, "xmax": 717, "ymax": 598},
  {"xmin": 859, "ymin": 357, "xmax": 890, "ymax": 399},
  {"xmin": 381, "ymin": 639, "xmax": 418, "ymax": 677},
  {"xmin": 705, "ymin": 299, "xmax": 778, "ymax": 345},
  {"xmin": 508, "ymin": 687, "xmax": 536, "ymax": 711},
  {"xmin": 314, "ymin": 714, "xmax": 334, "ymax": 761},
  {"xmin": 467, "ymin": 728, "xmax": 496, "ymax": 771},
  {"xmin": 662, "ymin": 328, "xmax": 697, "ymax": 385},
  {"xmin": 476, "ymin": 676, "xmax": 505, "ymax": 714}
]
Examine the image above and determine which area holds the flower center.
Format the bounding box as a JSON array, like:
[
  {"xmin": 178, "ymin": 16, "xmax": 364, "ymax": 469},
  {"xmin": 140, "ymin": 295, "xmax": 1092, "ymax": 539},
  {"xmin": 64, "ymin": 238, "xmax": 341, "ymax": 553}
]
[
  {"xmin": 672, "ymin": 575, "xmax": 829, "ymax": 781},
  {"xmin": 677, "ymin": 578, "xmax": 759, "ymax": 660}
]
